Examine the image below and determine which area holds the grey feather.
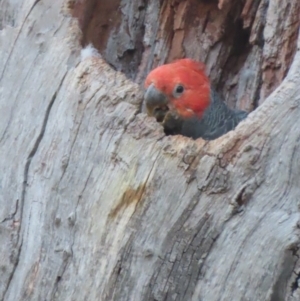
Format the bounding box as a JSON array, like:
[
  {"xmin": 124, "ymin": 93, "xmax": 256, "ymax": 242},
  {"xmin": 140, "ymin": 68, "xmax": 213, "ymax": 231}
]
[{"xmin": 163, "ymin": 89, "xmax": 248, "ymax": 140}]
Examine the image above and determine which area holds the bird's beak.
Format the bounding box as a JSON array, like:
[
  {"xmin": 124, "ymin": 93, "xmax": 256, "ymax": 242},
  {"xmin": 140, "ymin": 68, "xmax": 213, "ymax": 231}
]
[{"xmin": 144, "ymin": 83, "xmax": 169, "ymax": 122}]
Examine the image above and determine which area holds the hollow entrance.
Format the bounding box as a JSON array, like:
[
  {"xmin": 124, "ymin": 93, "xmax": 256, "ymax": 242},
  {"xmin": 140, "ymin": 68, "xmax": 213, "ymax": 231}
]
[{"xmin": 70, "ymin": 0, "xmax": 299, "ymax": 112}]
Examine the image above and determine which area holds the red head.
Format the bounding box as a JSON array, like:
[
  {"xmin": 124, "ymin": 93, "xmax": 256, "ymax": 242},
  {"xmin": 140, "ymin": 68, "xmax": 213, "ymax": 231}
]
[{"xmin": 144, "ymin": 59, "xmax": 211, "ymax": 118}]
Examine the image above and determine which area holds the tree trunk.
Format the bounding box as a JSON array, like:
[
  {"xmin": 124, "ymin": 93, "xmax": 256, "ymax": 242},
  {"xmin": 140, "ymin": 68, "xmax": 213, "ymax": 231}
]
[{"xmin": 0, "ymin": 0, "xmax": 300, "ymax": 301}]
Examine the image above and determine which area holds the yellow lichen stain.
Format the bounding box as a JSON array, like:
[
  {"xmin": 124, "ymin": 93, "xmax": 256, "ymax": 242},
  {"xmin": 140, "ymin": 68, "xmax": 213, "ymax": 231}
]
[
  {"xmin": 23, "ymin": 261, "xmax": 40, "ymax": 298},
  {"xmin": 108, "ymin": 184, "xmax": 146, "ymax": 219}
]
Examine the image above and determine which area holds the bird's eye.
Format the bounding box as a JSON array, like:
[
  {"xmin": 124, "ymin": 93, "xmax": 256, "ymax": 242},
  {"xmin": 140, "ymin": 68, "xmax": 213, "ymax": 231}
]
[
  {"xmin": 176, "ymin": 85, "xmax": 184, "ymax": 93},
  {"xmin": 173, "ymin": 84, "xmax": 184, "ymax": 97}
]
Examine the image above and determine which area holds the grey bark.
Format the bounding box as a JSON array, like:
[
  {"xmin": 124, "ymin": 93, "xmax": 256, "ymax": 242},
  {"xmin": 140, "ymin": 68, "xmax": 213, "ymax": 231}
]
[{"xmin": 1, "ymin": 1, "xmax": 300, "ymax": 301}]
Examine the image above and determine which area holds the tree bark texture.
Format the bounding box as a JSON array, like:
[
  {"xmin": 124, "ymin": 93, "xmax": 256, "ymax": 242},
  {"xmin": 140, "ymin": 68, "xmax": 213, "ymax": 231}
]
[
  {"xmin": 0, "ymin": 0, "xmax": 300, "ymax": 301},
  {"xmin": 74, "ymin": 0, "xmax": 299, "ymax": 111}
]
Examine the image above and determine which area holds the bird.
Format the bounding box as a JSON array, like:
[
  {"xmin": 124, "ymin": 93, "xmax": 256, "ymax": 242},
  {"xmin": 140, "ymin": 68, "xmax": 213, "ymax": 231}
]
[{"xmin": 144, "ymin": 58, "xmax": 248, "ymax": 140}]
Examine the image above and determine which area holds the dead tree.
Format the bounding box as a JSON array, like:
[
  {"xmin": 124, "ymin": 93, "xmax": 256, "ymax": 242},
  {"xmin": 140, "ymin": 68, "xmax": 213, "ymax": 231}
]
[{"xmin": 0, "ymin": 0, "xmax": 300, "ymax": 300}]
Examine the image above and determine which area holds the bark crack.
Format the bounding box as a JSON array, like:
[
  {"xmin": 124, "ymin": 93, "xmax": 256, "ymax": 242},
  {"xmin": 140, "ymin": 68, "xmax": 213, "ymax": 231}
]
[
  {"xmin": 290, "ymin": 245, "xmax": 300, "ymax": 296},
  {"xmin": 291, "ymin": 272, "xmax": 300, "ymax": 295},
  {"xmin": 0, "ymin": 199, "xmax": 19, "ymax": 224},
  {"xmin": 2, "ymin": 71, "xmax": 67, "ymax": 300}
]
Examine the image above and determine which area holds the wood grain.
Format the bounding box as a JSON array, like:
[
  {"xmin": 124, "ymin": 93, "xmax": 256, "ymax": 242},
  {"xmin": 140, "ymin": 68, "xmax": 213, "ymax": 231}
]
[{"xmin": 0, "ymin": 0, "xmax": 300, "ymax": 300}]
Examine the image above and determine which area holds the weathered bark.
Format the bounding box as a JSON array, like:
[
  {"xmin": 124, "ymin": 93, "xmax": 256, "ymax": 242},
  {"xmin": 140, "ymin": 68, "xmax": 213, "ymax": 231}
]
[
  {"xmin": 0, "ymin": 1, "xmax": 300, "ymax": 301},
  {"xmin": 74, "ymin": 0, "xmax": 299, "ymax": 111}
]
